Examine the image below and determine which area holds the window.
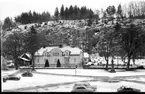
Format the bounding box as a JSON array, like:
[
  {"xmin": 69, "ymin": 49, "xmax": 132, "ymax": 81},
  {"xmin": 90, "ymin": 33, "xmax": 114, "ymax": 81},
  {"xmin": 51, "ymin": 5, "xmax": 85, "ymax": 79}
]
[
  {"xmin": 53, "ymin": 52, "xmax": 59, "ymax": 56},
  {"xmin": 47, "ymin": 52, "xmax": 50, "ymax": 56},
  {"xmin": 64, "ymin": 51, "xmax": 70, "ymax": 56},
  {"xmin": 37, "ymin": 59, "xmax": 39, "ymax": 63},
  {"xmin": 74, "ymin": 58, "xmax": 76, "ymax": 62}
]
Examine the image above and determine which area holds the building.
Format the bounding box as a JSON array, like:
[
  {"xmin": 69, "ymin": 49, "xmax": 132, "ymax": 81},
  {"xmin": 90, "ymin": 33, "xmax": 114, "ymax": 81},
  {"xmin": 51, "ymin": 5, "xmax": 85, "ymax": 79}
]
[
  {"xmin": 34, "ymin": 46, "xmax": 84, "ymax": 68},
  {"xmin": 1, "ymin": 56, "xmax": 9, "ymax": 70}
]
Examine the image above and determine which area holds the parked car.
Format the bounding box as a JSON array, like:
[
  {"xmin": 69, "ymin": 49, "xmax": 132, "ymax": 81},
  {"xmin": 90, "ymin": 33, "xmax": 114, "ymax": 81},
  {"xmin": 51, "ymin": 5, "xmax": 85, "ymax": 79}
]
[
  {"xmin": 22, "ymin": 71, "xmax": 33, "ymax": 77},
  {"xmin": 85, "ymin": 62, "xmax": 94, "ymax": 66},
  {"xmin": 3, "ymin": 77, "xmax": 7, "ymax": 82},
  {"xmin": 71, "ymin": 82, "xmax": 97, "ymax": 92},
  {"xmin": 3, "ymin": 75, "xmax": 21, "ymax": 81},
  {"xmin": 117, "ymin": 86, "xmax": 141, "ymax": 92},
  {"xmin": 137, "ymin": 62, "xmax": 145, "ymax": 69}
]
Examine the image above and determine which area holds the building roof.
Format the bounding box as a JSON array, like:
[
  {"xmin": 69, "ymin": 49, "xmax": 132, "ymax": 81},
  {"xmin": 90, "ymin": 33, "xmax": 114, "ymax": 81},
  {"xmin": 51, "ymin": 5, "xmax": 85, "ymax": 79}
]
[{"xmin": 34, "ymin": 46, "xmax": 83, "ymax": 56}]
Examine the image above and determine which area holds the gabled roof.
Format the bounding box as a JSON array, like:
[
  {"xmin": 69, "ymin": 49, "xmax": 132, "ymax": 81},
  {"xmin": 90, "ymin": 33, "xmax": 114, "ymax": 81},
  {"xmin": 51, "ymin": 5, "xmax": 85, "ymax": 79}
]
[{"xmin": 35, "ymin": 46, "xmax": 58, "ymax": 56}]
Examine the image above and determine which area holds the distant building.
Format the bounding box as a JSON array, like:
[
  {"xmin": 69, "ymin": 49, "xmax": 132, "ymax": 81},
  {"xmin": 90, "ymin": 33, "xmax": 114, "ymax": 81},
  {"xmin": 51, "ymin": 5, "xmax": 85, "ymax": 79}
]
[
  {"xmin": 34, "ymin": 46, "xmax": 84, "ymax": 68},
  {"xmin": 1, "ymin": 56, "xmax": 8, "ymax": 70}
]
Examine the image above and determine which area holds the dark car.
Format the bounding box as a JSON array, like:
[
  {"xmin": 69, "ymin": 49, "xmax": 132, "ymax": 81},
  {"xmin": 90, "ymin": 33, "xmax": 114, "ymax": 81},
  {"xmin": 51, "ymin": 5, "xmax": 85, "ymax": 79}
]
[
  {"xmin": 7, "ymin": 76, "xmax": 21, "ymax": 80},
  {"xmin": 3, "ymin": 77, "xmax": 7, "ymax": 82},
  {"xmin": 3, "ymin": 76, "xmax": 21, "ymax": 82},
  {"xmin": 117, "ymin": 86, "xmax": 141, "ymax": 92},
  {"xmin": 22, "ymin": 71, "xmax": 33, "ymax": 77}
]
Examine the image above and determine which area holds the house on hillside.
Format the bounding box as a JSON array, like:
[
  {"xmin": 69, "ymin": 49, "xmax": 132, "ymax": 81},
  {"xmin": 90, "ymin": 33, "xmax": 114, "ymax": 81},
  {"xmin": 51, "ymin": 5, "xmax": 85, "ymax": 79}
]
[{"xmin": 34, "ymin": 45, "xmax": 84, "ymax": 68}]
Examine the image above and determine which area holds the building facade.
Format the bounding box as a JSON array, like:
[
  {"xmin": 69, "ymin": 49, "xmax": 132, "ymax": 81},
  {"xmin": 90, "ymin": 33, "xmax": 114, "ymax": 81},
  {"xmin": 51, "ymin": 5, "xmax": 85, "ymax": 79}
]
[{"xmin": 34, "ymin": 46, "xmax": 84, "ymax": 68}]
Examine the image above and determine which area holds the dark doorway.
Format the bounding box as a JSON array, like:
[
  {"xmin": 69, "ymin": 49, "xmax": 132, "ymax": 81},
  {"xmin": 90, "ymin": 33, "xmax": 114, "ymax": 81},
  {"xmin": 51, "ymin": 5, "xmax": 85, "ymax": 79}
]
[
  {"xmin": 57, "ymin": 59, "xmax": 61, "ymax": 67},
  {"xmin": 45, "ymin": 60, "xmax": 49, "ymax": 67}
]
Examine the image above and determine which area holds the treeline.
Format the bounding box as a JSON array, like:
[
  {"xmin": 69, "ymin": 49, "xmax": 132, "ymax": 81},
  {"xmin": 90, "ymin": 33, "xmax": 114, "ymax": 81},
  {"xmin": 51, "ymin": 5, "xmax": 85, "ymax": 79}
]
[
  {"xmin": 54, "ymin": 5, "xmax": 95, "ymax": 20},
  {"xmin": 14, "ymin": 5, "xmax": 96, "ymax": 24},
  {"xmin": 15, "ymin": 11, "xmax": 51, "ymax": 24},
  {"xmin": 122, "ymin": 1, "xmax": 145, "ymax": 19},
  {"xmin": 4, "ymin": 1, "xmax": 145, "ymax": 26}
]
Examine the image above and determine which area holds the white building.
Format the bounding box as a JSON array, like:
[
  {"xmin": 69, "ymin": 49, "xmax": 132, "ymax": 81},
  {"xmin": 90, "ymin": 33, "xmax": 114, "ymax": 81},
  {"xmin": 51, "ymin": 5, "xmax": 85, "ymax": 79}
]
[{"xmin": 34, "ymin": 46, "xmax": 84, "ymax": 68}]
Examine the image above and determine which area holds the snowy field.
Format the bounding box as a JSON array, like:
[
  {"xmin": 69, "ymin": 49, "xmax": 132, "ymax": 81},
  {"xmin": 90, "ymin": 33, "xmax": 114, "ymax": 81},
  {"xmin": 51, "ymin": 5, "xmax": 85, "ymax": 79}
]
[
  {"xmin": 2, "ymin": 72, "xmax": 93, "ymax": 91},
  {"xmin": 1, "ymin": 69, "xmax": 19, "ymax": 77},
  {"xmin": 36, "ymin": 69, "xmax": 145, "ymax": 77},
  {"xmin": 2, "ymin": 69, "xmax": 145, "ymax": 92}
]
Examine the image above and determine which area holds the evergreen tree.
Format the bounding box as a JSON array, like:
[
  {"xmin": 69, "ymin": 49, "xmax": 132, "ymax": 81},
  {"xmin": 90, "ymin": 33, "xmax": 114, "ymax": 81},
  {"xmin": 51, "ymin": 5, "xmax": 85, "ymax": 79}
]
[
  {"xmin": 64, "ymin": 7, "xmax": 69, "ymax": 20},
  {"xmin": 2, "ymin": 17, "xmax": 15, "ymax": 30},
  {"xmin": 57, "ymin": 59, "xmax": 61, "ymax": 67},
  {"xmin": 54, "ymin": 7, "xmax": 59, "ymax": 20},
  {"xmin": 68, "ymin": 5, "xmax": 73, "ymax": 19},
  {"xmin": 45, "ymin": 60, "xmax": 49, "ymax": 67},
  {"xmin": 106, "ymin": 5, "xmax": 116, "ymax": 24},
  {"xmin": 117, "ymin": 4, "xmax": 123, "ymax": 20},
  {"xmin": 60, "ymin": 4, "xmax": 65, "ymax": 20}
]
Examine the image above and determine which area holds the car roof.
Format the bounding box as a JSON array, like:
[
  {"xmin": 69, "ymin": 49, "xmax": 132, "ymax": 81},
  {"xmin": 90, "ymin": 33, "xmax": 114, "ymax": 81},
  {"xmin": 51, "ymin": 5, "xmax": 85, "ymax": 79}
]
[
  {"xmin": 74, "ymin": 85, "xmax": 86, "ymax": 88},
  {"xmin": 75, "ymin": 82, "xmax": 89, "ymax": 84}
]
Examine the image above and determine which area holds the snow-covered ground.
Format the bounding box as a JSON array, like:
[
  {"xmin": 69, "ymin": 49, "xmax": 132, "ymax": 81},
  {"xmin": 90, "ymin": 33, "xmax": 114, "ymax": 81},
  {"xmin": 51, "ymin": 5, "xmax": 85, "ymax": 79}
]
[
  {"xmin": 36, "ymin": 69, "xmax": 145, "ymax": 77},
  {"xmin": 43, "ymin": 81, "xmax": 145, "ymax": 92},
  {"xmin": 2, "ymin": 69, "xmax": 145, "ymax": 92},
  {"xmin": 3, "ymin": 80, "xmax": 145, "ymax": 92},
  {"xmin": 2, "ymin": 72, "xmax": 93, "ymax": 91},
  {"xmin": 1, "ymin": 69, "xmax": 19, "ymax": 77}
]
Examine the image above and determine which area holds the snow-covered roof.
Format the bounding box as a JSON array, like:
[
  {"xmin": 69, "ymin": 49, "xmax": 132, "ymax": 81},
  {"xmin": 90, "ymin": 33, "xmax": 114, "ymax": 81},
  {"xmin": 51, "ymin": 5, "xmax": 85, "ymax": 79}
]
[
  {"xmin": 34, "ymin": 46, "xmax": 82, "ymax": 56},
  {"xmin": 83, "ymin": 52, "xmax": 89, "ymax": 58},
  {"xmin": 62, "ymin": 47, "xmax": 82, "ymax": 55},
  {"xmin": 35, "ymin": 47, "xmax": 57, "ymax": 56}
]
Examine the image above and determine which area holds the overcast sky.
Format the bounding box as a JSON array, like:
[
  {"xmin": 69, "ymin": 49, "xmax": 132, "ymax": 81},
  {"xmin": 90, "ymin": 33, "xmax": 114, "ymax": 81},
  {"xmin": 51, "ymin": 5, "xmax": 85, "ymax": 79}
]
[{"xmin": 0, "ymin": 0, "xmax": 140, "ymax": 21}]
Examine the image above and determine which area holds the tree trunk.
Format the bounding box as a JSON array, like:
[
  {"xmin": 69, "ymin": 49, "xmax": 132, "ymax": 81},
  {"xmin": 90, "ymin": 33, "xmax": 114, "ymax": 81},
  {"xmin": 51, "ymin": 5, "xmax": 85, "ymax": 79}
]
[
  {"xmin": 105, "ymin": 59, "xmax": 109, "ymax": 70},
  {"xmin": 32, "ymin": 54, "xmax": 35, "ymax": 71},
  {"xmin": 126, "ymin": 55, "xmax": 131, "ymax": 70},
  {"xmin": 14, "ymin": 58, "xmax": 19, "ymax": 70}
]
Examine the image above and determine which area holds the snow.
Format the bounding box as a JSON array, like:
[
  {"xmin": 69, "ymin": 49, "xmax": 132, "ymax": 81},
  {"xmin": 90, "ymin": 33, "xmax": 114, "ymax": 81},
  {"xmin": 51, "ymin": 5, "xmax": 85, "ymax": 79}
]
[
  {"xmin": 84, "ymin": 52, "xmax": 89, "ymax": 58},
  {"xmin": 2, "ymin": 69, "xmax": 19, "ymax": 77},
  {"xmin": 36, "ymin": 69, "xmax": 145, "ymax": 77},
  {"xmin": 4, "ymin": 80, "xmax": 144, "ymax": 92},
  {"xmin": 2, "ymin": 73, "xmax": 93, "ymax": 91},
  {"xmin": 35, "ymin": 46, "xmax": 82, "ymax": 56},
  {"xmin": 2, "ymin": 69, "xmax": 145, "ymax": 92}
]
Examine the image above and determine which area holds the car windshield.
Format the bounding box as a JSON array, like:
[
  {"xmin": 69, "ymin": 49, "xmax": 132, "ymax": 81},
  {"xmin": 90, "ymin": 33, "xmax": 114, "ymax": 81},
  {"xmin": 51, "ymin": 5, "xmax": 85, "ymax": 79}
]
[{"xmin": 76, "ymin": 87, "xmax": 86, "ymax": 89}]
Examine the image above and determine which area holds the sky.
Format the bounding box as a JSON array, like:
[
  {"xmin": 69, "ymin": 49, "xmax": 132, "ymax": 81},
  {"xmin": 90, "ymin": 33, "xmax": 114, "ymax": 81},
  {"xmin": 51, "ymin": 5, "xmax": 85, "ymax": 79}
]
[{"xmin": 0, "ymin": 0, "xmax": 140, "ymax": 21}]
